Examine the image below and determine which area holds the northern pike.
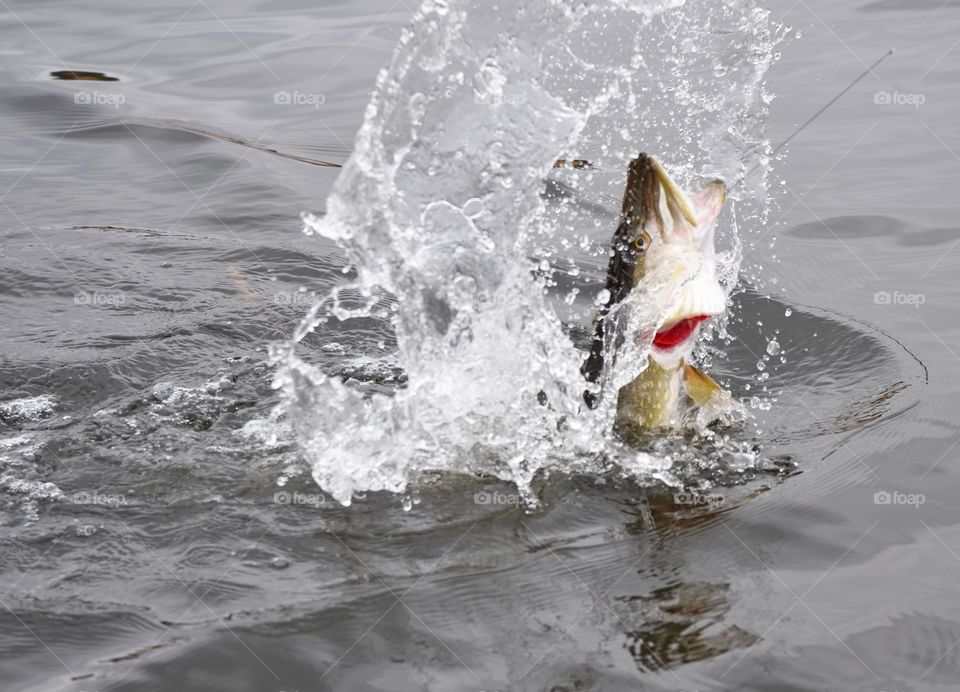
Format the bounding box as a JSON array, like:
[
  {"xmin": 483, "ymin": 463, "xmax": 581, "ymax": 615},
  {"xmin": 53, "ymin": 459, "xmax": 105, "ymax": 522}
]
[{"xmin": 581, "ymin": 153, "xmax": 732, "ymax": 439}]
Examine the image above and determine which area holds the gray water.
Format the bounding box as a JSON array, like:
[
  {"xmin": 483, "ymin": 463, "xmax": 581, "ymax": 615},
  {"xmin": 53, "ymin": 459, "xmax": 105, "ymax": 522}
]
[{"xmin": 1, "ymin": 0, "xmax": 958, "ymax": 690}]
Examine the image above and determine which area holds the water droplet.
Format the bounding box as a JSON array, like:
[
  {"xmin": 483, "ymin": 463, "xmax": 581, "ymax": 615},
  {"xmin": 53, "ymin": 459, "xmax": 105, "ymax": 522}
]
[
  {"xmin": 756, "ymin": 361, "xmax": 765, "ymax": 371},
  {"xmin": 766, "ymin": 339, "xmax": 780, "ymax": 356},
  {"xmin": 784, "ymin": 308, "xmax": 792, "ymax": 317},
  {"xmin": 270, "ymin": 557, "xmax": 290, "ymax": 569},
  {"xmin": 462, "ymin": 198, "xmax": 483, "ymax": 217}
]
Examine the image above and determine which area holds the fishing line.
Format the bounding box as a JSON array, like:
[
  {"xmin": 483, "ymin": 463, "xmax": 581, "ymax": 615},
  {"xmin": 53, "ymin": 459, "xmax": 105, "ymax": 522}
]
[
  {"xmin": 555, "ymin": 48, "xmax": 895, "ymax": 194},
  {"xmin": 729, "ymin": 47, "xmax": 894, "ymax": 191}
]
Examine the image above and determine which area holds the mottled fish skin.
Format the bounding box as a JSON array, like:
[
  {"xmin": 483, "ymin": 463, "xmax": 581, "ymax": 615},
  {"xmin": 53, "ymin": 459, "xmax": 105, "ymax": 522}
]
[
  {"xmin": 582, "ymin": 153, "xmax": 728, "ymax": 437},
  {"xmin": 581, "ymin": 155, "xmax": 660, "ymax": 402},
  {"xmin": 615, "ymin": 357, "xmax": 681, "ymax": 434}
]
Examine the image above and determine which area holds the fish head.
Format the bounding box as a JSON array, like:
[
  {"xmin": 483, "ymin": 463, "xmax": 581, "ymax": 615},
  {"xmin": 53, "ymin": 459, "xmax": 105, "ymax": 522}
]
[{"xmin": 619, "ymin": 154, "xmax": 728, "ymax": 364}]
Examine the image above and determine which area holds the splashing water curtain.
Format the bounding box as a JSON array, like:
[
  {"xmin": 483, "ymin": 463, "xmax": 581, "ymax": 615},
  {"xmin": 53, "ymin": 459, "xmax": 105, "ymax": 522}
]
[{"xmin": 271, "ymin": 0, "xmax": 786, "ymax": 505}]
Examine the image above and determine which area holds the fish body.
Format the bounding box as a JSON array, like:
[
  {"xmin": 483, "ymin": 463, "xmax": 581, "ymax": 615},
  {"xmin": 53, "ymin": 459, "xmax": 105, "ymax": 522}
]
[{"xmin": 582, "ymin": 154, "xmax": 731, "ymax": 438}]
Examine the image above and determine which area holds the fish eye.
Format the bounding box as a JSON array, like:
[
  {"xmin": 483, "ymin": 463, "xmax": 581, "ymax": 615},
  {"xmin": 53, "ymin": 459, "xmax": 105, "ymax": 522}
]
[{"xmin": 634, "ymin": 231, "xmax": 651, "ymax": 252}]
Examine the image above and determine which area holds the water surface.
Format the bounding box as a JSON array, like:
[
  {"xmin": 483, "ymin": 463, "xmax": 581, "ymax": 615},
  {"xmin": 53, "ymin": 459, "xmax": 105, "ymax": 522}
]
[{"xmin": 1, "ymin": 1, "xmax": 959, "ymax": 690}]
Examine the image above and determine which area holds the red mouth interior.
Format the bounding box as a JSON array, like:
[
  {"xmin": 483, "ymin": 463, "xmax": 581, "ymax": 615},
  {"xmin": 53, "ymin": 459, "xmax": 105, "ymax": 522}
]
[{"xmin": 653, "ymin": 315, "xmax": 709, "ymax": 349}]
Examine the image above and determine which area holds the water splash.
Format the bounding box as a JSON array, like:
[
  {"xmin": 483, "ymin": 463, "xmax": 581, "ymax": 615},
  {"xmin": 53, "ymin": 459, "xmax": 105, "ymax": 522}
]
[{"xmin": 271, "ymin": 0, "xmax": 784, "ymax": 505}]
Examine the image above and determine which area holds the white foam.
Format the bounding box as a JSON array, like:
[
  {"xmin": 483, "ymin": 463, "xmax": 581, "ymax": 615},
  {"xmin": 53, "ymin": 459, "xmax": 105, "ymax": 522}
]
[{"xmin": 0, "ymin": 394, "xmax": 56, "ymax": 422}]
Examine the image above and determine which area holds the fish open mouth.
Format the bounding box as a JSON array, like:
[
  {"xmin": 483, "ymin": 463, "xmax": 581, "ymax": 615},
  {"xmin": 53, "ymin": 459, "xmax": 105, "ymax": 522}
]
[{"xmin": 652, "ymin": 315, "xmax": 710, "ymax": 350}]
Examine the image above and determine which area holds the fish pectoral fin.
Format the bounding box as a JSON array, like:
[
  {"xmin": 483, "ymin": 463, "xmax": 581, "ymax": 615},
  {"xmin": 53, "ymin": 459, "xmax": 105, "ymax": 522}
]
[{"xmin": 682, "ymin": 363, "xmax": 727, "ymax": 406}]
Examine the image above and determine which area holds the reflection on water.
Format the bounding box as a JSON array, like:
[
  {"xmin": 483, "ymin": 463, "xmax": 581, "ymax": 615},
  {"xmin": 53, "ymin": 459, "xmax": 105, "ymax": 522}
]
[{"xmin": 623, "ymin": 581, "xmax": 761, "ymax": 672}]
